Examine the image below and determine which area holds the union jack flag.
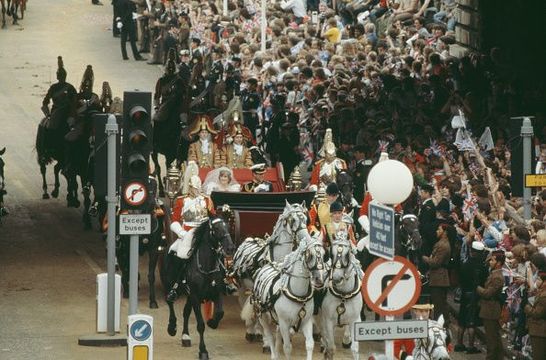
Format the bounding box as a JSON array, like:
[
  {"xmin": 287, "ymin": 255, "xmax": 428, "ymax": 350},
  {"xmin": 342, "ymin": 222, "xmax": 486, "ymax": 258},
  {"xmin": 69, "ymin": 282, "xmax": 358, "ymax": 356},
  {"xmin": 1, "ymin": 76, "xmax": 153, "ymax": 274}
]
[{"xmin": 462, "ymin": 194, "xmax": 478, "ymax": 221}]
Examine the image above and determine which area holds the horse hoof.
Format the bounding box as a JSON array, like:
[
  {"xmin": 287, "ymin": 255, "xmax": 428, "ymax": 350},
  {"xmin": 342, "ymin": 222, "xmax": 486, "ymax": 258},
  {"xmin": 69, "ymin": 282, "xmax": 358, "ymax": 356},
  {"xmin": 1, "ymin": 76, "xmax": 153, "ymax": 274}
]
[
  {"xmin": 51, "ymin": 189, "xmax": 59, "ymax": 198},
  {"xmin": 207, "ymin": 311, "xmax": 224, "ymax": 329},
  {"xmin": 149, "ymin": 301, "xmax": 158, "ymax": 309},
  {"xmin": 320, "ymin": 345, "xmax": 324, "ymax": 353},
  {"xmin": 181, "ymin": 339, "xmax": 191, "ymax": 347},
  {"xmin": 199, "ymin": 352, "xmax": 209, "ymax": 360},
  {"xmin": 167, "ymin": 323, "xmax": 177, "ymax": 337},
  {"xmin": 255, "ymin": 334, "xmax": 263, "ymax": 342},
  {"xmin": 313, "ymin": 333, "xmax": 321, "ymax": 342},
  {"xmin": 262, "ymin": 346, "xmax": 270, "ymax": 354},
  {"xmin": 342, "ymin": 341, "xmax": 352, "ymax": 349},
  {"xmin": 42, "ymin": 193, "xmax": 50, "ymax": 200},
  {"xmin": 245, "ymin": 333, "xmax": 255, "ymax": 342}
]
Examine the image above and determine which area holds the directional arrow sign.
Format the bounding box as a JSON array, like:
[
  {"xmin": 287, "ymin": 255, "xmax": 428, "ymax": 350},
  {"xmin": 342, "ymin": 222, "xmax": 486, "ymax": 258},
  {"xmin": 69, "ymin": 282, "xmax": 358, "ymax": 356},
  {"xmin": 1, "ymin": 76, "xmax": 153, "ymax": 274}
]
[{"xmin": 130, "ymin": 319, "xmax": 152, "ymax": 342}]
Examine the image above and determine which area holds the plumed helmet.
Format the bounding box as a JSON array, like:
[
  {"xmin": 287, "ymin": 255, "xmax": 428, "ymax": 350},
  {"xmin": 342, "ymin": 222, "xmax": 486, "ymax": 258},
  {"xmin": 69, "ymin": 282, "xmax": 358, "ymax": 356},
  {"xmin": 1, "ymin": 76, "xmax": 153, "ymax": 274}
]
[
  {"xmin": 318, "ymin": 129, "xmax": 336, "ymax": 157},
  {"xmin": 80, "ymin": 65, "xmax": 94, "ymax": 92},
  {"xmin": 189, "ymin": 175, "xmax": 202, "ymax": 189},
  {"xmin": 56, "ymin": 56, "xmax": 67, "ymax": 82}
]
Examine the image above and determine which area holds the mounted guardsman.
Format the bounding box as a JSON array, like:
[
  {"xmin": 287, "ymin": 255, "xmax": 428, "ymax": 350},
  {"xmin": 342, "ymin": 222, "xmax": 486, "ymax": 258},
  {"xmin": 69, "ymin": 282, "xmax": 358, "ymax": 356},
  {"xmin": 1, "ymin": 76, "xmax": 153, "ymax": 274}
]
[
  {"xmin": 153, "ymin": 48, "xmax": 183, "ymax": 124},
  {"xmin": 223, "ymin": 123, "xmax": 253, "ymax": 169},
  {"xmin": 166, "ymin": 162, "xmax": 216, "ymax": 301},
  {"xmin": 309, "ymin": 128, "xmax": 347, "ymax": 187},
  {"xmin": 41, "ymin": 56, "xmax": 77, "ymax": 130},
  {"xmin": 187, "ymin": 114, "xmax": 223, "ymax": 168},
  {"xmin": 242, "ymin": 163, "xmax": 273, "ymax": 193}
]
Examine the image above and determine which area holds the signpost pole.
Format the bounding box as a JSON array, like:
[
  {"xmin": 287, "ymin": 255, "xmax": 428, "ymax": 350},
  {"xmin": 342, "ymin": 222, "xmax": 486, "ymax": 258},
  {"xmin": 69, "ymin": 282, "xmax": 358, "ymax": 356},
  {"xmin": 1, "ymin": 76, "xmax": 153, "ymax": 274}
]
[
  {"xmin": 385, "ymin": 315, "xmax": 394, "ymax": 358},
  {"xmin": 129, "ymin": 234, "xmax": 139, "ymax": 315},
  {"xmin": 105, "ymin": 114, "xmax": 119, "ymax": 336},
  {"xmin": 521, "ymin": 117, "xmax": 534, "ymax": 220}
]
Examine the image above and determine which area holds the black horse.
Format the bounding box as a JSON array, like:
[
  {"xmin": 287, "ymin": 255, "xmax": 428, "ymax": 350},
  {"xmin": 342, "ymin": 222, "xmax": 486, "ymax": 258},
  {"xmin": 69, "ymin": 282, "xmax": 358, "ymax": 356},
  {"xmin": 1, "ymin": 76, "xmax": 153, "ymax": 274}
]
[
  {"xmin": 0, "ymin": 147, "xmax": 7, "ymax": 225},
  {"xmin": 166, "ymin": 215, "xmax": 235, "ymax": 360},
  {"xmin": 36, "ymin": 119, "xmax": 69, "ymax": 201}
]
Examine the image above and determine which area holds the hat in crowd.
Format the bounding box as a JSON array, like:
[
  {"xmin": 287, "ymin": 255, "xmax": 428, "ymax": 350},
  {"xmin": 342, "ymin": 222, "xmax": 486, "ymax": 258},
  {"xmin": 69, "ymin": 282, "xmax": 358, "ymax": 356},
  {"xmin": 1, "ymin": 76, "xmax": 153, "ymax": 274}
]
[
  {"xmin": 251, "ymin": 163, "xmax": 266, "ymax": 174},
  {"xmin": 189, "ymin": 115, "xmax": 217, "ymax": 136},
  {"xmin": 192, "ymin": 37, "xmax": 201, "ymax": 45},
  {"xmin": 420, "ymin": 184, "xmax": 435, "ymax": 193},
  {"xmin": 180, "ymin": 49, "xmax": 190, "ymax": 56},
  {"xmin": 471, "ymin": 241, "xmax": 485, "ymax": 251},
  {"xmin": 232, "ymin": 56, "xmax": 241, "ymax": 63},
  {"xmin": 412, "ymin": 294, "xmax": 433, "ymax": 311},
  {"xmin": 330, "ymin": 201, "xmax": 343, "ymax": 213},
  {"xmin": 326, "ymin": 182, "xmax": 339, "ymax": 196},
  {"xmin": 247, "ymin": 77, "xmax": 258, "ymax": 86}
]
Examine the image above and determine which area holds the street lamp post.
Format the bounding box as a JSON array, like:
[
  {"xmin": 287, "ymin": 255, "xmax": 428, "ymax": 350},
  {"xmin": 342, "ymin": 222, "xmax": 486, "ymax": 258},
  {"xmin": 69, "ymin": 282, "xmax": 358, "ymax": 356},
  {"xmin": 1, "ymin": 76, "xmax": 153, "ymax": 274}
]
[{"xmin": 366, "ymin": 152, "xmax": 414, "ymax": 359}]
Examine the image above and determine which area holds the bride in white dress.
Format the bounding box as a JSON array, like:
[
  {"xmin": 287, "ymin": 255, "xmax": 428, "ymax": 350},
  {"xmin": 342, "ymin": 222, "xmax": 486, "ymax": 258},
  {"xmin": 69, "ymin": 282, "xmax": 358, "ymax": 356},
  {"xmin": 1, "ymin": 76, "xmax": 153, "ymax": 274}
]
[{"xmin": 202, "ymin": 167, "xmax": 241, "ymax": 195}]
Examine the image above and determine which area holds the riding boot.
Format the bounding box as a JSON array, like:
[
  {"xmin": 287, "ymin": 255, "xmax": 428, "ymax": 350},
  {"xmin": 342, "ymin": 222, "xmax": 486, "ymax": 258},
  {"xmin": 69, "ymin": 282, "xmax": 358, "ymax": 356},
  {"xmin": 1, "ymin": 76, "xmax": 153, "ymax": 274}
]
[{"xmin": 167, "ymin": 255, "xmax": 189, "ymax": 302}]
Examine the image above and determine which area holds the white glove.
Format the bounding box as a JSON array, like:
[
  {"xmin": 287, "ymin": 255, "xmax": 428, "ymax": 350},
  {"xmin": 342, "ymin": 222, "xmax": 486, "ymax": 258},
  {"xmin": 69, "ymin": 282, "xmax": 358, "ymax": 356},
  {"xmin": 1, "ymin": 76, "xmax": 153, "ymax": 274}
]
[
  {"xmin": 170, "ymin": 221, "xmax": 185, "ymax": 238},
  {"xmin": 254, "ymin": 183, "xmax": 269, "ymax": 192},
  {"xmin": 358, "ymin": 215, "xmax": 370, "ymax": 233},
  {"xmin": 357, "ymin": 235, "xmax": 369, "ymax": 252}
]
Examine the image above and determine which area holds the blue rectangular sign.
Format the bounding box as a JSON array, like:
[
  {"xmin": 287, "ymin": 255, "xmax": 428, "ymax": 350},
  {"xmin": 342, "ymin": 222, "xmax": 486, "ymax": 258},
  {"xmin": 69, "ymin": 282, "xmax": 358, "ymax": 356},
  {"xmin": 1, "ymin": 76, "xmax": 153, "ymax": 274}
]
[{"xmin": 368, "ymin": 203, "xmax": 395, "ymax": 260}]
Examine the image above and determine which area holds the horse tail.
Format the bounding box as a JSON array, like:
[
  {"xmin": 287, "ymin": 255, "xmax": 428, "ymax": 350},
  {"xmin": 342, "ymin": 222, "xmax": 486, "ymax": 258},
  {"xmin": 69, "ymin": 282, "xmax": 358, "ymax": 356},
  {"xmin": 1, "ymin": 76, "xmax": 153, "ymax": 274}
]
[
  {"xmin": 240, "ymin": 296, "xmax": 254, "ymax": 323},
  {"xmin": 35, "ymin": 124, "xmax": 52, "ymax": 165}
]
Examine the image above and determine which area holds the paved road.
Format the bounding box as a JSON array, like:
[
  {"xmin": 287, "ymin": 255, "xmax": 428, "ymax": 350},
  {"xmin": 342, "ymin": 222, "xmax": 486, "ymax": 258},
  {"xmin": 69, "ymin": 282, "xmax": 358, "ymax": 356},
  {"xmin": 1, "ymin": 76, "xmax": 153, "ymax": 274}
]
[{"xmin": 0, "ymin": 1, "xmax": 486, "ymax": 359}]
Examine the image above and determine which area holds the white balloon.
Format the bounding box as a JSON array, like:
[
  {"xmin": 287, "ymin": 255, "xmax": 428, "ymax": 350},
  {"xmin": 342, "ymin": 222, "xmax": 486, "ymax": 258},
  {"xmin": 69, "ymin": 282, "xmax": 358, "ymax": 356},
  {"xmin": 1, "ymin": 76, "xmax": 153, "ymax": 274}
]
[{"xmin": 367, "ymin": 159, "xmax": 413, "ymax": 204}]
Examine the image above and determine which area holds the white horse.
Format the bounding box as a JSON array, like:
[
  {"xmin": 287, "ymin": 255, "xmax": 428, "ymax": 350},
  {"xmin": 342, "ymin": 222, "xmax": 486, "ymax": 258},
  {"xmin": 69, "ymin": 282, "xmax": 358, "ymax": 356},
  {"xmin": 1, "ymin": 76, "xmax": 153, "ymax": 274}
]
[
  {"xmin": 253, "ymin": 237, "xmax": 327, "ymax": 360},
  {"xmin": 233, "ymin": 201, "xmax": 309, "ymax": 346},
  {"xmin": 320, "ymin": 239, "xmax": 364, "ymax": 360},
  {"xmin": 406, "ymin": 316, "xmax": 450, "ymax": 360}
]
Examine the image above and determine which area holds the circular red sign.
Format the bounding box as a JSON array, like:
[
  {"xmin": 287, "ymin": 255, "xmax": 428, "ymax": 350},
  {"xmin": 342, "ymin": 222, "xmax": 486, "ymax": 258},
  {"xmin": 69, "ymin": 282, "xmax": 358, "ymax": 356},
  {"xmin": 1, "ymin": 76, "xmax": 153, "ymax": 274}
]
[{"xmin": 362, "ymin": 256, "xmax": 422, "ymax": 317}]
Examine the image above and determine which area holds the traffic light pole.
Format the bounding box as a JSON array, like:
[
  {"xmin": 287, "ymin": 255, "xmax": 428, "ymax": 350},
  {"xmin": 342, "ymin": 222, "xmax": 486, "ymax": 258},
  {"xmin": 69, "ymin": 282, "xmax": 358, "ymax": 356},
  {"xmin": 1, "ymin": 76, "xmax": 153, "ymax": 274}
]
[
  {"xmin": 105, "ymin": 114, "xmax": 119, "ymax": 335},
  {"xmin": 129, "ymin": 234, "xmax": 139, "ymax": 315}
]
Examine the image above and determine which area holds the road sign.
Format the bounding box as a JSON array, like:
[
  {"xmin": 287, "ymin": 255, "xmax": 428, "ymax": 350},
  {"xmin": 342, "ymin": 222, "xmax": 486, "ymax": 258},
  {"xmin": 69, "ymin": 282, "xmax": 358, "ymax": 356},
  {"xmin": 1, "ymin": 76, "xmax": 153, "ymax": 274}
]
[
  {"xmin": 368, "ymin": 203, "xmax": 395, "ymax": 260},
  {"xmin": 123, "ymin": 181, "xmax": 148, "ymax": 207},
  {"xmin": 354, "ymin": 319, "xmax": 428, "ymax": 341},
  {"xmin": 525, "ymin": 174, "xmax": 546, "ymax": 187},
  {"xmin": 362, "ymin": 256, "xmax": 421, "ymax": 316},
  {"xmin": 128, "ymin": 314, "xmax": 153, "ymax": 360},
  {"xmin": 120, "ymin": 214, "xmax": 151, "ymax": 235}
]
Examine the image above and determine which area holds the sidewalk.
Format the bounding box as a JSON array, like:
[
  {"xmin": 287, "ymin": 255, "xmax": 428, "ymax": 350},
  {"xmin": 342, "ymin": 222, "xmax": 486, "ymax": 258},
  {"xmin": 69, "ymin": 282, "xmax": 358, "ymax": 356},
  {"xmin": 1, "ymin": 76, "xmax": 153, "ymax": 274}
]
[{"xmin": 446, "ymin": 293, "xmax": 525, "ymax": 360}]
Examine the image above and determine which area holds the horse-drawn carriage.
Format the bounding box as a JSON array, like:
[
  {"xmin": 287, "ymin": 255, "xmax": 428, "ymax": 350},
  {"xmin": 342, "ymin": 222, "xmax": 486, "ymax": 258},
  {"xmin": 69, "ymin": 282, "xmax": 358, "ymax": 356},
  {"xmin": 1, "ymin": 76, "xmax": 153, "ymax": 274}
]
[{"xmin": 165, "ymin": 163, "xmax": 316, "ymax": 247}]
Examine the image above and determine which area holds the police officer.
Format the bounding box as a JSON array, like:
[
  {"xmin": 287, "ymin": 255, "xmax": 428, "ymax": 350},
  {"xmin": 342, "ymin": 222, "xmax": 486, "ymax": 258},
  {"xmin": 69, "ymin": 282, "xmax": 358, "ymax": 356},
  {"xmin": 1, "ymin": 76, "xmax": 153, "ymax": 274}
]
[
  {"xmin": 352, "ymin": 145, "xmax": 373, "ymax": 203},
  {"xmin": 241, "ymin": 78, "xmax": 261, "ymax": 139},
  {"xmin": 118, "ymin": 0, "xmax": 145, "ymax": 61}
]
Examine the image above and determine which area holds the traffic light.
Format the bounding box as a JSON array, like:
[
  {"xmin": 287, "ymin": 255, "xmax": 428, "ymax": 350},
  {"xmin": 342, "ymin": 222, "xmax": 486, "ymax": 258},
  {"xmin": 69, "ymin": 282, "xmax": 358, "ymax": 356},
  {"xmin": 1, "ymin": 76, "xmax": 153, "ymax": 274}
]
[{"xmin": 122, "ymin": 91, "xmax": 152, "ymax": 210}]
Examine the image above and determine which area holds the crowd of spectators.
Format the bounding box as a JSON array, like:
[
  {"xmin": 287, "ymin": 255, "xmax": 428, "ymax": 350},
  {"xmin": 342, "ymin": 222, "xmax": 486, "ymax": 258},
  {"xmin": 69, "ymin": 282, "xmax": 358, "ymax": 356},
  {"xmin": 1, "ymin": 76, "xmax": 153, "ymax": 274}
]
[{"xmin": 114, "ymin": 1, "xmax": 546, "ymax": 358}]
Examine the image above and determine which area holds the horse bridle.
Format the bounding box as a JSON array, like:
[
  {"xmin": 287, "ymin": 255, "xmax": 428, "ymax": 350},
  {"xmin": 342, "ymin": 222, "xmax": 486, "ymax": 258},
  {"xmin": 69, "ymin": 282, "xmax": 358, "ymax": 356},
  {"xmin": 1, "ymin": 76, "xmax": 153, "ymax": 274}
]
[
  {"xmin": 329, "ymin": 241, "xmax": 361, "ymax": 298},
  {"xmin": 413, "ymin": 324, "xmax": 447, "ymax": 360}
]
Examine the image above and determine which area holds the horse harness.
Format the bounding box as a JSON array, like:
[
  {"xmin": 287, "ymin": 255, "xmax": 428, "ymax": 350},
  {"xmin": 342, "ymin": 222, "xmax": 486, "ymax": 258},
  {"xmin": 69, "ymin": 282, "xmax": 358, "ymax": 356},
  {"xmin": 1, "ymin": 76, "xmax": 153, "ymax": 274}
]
[
  {"xmin": 195, "ymin": 218, "xmax": 227, "ymax": 278},
  {"xmin": 329, "ymin": 242, "xmax": 362, "ymax": 327},
  {"xmin": 272, "ymin": 242, "xmax": 324, "ymax": 332},
  {"xmin": 413, "ymin": 323, "xmax": 447, "ymax": 360}
]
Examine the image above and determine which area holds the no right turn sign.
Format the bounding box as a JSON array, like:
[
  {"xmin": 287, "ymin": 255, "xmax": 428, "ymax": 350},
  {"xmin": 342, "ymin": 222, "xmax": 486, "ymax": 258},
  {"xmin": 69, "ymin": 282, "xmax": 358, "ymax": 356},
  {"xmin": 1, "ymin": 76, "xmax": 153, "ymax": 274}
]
[{"xmin": 362, "ymin": 256, "xmax": 422, "ymax": 317}]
